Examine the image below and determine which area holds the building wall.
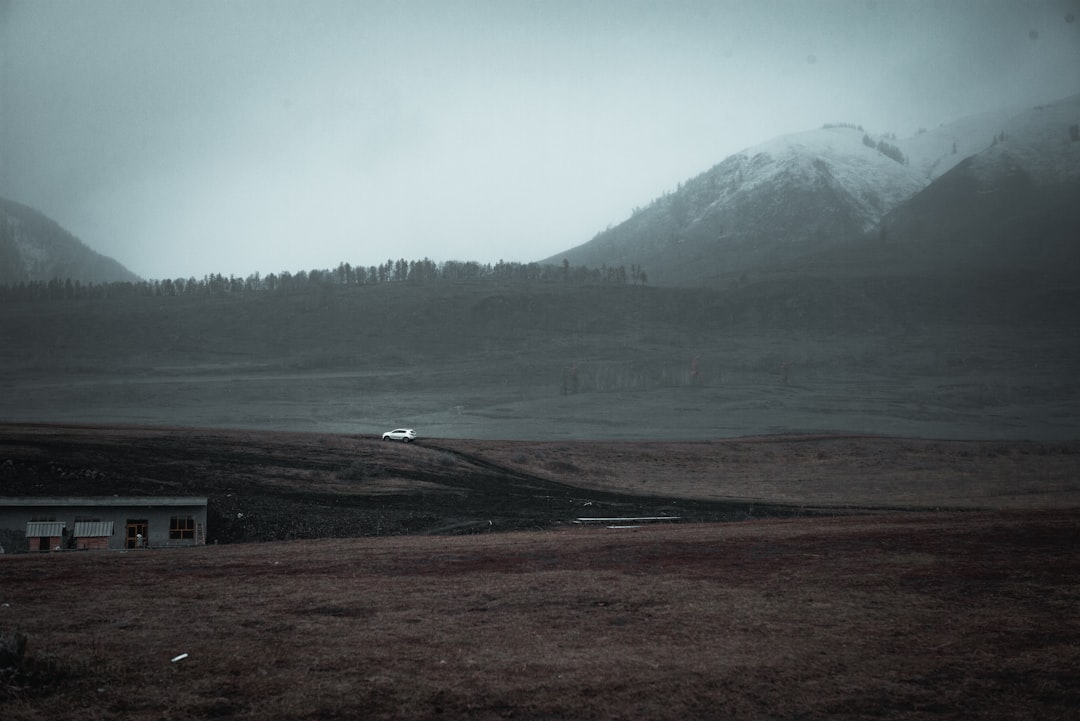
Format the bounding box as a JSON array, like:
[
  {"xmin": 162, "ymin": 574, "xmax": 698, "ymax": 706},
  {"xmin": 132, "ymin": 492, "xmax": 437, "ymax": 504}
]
[
  {"xmin": 0, "ymin": 499, "xmax": 208, "ymax": 552},
  {"xmin": 76, "ymin": 536, "xmax": 110, "ymax": 551},
  {"xmin": 26, "ymin": 534, "xmax": 63, "ymax": 552}
]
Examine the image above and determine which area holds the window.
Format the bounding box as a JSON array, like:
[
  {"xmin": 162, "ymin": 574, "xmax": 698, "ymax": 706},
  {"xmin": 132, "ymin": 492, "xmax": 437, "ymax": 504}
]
[{"xmin": 170, "ymin": 516, "xmax": 195, "ymax": 540}]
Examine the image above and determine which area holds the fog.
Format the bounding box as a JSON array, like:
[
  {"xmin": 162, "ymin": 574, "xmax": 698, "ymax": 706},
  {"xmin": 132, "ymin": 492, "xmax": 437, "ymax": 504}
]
[{"xmin": 1, "ymin": 0, "xmax": 1077, "ymax": 280}]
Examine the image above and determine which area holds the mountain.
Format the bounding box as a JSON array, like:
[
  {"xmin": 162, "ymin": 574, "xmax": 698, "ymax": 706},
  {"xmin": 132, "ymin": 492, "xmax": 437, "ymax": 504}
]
[
  {"xmin": 871, "ymin": 95, "xmax": 1080, "ymax": 275},
  {"xmin": 799, "ymin": 94, "xmax": 1080, "ymax": 277},
  {"xmin": 0, "ymin": 197, "xmax": 140, "ymax": 286},
  {"xmin": 545, "ymin": 125, "xmax": 926, "ymax": 285},
  {"xmin": 737, "ymin": 94, "xmax": 1080, "ymax": 330},
  {"xmin": 546, "ymin": 94, "xmax": 1080, "ymax": 287}
]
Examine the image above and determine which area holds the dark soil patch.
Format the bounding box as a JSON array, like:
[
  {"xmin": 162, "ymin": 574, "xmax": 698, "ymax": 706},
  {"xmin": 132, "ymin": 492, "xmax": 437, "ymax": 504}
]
[{"xmin": 0, "ymin": 424, "xmax": 926, "ymax": 546}]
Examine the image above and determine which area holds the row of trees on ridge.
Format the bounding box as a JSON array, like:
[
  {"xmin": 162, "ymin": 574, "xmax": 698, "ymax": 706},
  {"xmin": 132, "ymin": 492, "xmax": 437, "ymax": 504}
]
[{"xmin": 0, "ymin": 258, "xmax": 649, "ymax": 303}]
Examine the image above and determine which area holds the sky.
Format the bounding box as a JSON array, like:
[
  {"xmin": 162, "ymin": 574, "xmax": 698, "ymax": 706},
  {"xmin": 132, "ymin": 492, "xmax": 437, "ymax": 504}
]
[{"xmin": 2, "ymin": 0, "xmax": 1079, "ymax": 280}]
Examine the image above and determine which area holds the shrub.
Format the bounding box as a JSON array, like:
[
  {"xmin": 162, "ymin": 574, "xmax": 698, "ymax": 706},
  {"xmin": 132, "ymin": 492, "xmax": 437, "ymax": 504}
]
[{"xmin": 337, "ymin": 461, "xmax": 386, "ymax": 481}]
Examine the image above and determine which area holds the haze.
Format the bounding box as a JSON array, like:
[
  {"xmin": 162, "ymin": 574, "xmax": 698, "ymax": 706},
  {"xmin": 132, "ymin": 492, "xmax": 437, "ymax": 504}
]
[{"xmin": 2, "ymin": 0, "xmax": 1078, "ymax": 280}]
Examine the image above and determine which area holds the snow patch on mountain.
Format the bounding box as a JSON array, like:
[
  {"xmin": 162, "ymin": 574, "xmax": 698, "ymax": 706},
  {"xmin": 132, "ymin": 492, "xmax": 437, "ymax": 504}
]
[
  {"xmin": 898, "ymin": 93, "xmax": 1080, "ymax": 184},
  {"xmin": 725, "ymin": 126, "xmax": 925, "ymax": 224},
  {"xmin": 898, "ymin": 107, "xmax": 1024, "ymax": 181},
  {"xmin": 968, "ymin": 94, "xmax": 1080, "ymax": 184},
  {"xmin": 5, "ymin": 215, "xmax": 48, "ymax": 266},
  {"xmin": 546, "ymin": 92, "xmax": 1079, "ymax": 286},
  {"xmin": 0, "ymin": 197, "xmax": 141, "ymax": 285}
]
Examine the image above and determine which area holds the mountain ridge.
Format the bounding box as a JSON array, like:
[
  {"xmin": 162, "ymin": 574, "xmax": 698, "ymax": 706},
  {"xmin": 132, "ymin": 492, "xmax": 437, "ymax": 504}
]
[
  {"xmin": 545, "ymin": 93, "xmax": 1080, "ymax": 287},
  {"xmin": 0, "ymin": 197, "xmax": 140, "ymax": 286}
]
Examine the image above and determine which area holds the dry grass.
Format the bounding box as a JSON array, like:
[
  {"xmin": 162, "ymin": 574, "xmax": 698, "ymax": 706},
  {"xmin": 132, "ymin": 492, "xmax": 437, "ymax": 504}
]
[
  {"xmin": 434, "ymin": 436, "xmax": 1080, "ymax": 509},
  {"xmin": 3, "ymin": 510, "xmax": 1078, "ymax": 720}
]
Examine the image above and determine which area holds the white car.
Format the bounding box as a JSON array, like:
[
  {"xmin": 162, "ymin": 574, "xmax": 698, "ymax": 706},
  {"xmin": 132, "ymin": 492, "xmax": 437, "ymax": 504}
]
[{"xmin": 381, "ymin": 428, "xmax": 416, "ymax": 442}]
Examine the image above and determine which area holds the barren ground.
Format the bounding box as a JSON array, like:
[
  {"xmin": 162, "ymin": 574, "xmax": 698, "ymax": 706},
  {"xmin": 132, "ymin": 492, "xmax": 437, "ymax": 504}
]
[
  {"xmin": 1, "ymin": 424, "xmax": 1079, "ymax": 720},
  {"xmin": 2, "ymin": 512, "xmax": 1078, "ymax": 721}
]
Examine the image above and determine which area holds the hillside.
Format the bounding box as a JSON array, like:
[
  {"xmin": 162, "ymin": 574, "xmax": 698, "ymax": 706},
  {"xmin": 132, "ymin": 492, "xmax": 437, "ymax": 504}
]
[
  {"xmin": 0, "ymin": 197, "xmax": 139, "ymax": 286},
  {"xmin": 790, "ymin": 96, "xmax": 1080, "ymax": 291},
  {"xmin": 1, "ymin": 272, "xmax": 1078, "ymax": 440},
  {"xmin": 546, "ymin": 125, "xmax": 924, "ymax": 285},
  {"xmin": 547, "ymin": 94, "xmax": 1080, "ymax": 287},
  {"xmin": 2, "ymin": 423, "xmax": 1078, "ymax": 546}
]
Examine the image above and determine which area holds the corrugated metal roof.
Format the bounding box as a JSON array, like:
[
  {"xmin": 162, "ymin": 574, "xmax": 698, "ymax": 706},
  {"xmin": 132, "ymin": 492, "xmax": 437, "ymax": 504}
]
[
  {"xmin": 25, "ymin": 521, "xmax": 65, "ymax": 537},
  {"xmin": 73, "ymin": 521, "xmax": 114, "ymax": 537}
]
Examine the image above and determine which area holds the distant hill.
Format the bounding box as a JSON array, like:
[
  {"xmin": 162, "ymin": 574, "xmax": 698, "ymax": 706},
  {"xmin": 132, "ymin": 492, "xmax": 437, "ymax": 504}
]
[
  {"xmin": 871, "ymin": 98, "xmax": 1080, "ymax": 279},
  {"xmin": 0, "ymin": 197, "xmax": 140, "ymax": 285},
  {"xmin": 793, "ymin": 95, "xmax": 1080, "ymax": 287},
  {"xmin": 546, "ymin": 94, "xmax": 1080, "ymax": 287},
  {"xmin": 545, "ymin": 126, "xmax": 924, "ymax": 285}
]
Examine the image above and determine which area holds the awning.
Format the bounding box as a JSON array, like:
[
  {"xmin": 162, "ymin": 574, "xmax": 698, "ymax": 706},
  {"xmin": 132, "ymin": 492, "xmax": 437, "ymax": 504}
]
[
  {"xmin": 25, "ymin": 521, "xmax": 65, "ymax": 537},
  {"xmin": 73, "ymin": 521, "xmax": 115, "ymax": 538}
]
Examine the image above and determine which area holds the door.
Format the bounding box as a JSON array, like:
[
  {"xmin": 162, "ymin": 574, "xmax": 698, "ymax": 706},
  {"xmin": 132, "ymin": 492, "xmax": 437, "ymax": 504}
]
[{"xmin": 126, "ymin": 520, "xmax": 148, "ymax": 549}]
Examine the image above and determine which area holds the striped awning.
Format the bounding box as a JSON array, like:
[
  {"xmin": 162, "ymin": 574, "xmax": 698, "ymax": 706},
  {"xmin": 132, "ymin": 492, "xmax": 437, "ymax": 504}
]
[
  {"xmin": 73, "ymin": 521, "xmax": 115, "ymax": 538},
  {"xmin": 25, "ymin": 521, "xmax": 65, "ymax": 537}
]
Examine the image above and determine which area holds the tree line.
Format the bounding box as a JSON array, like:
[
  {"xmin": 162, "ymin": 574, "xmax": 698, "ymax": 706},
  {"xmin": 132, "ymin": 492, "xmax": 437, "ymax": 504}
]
[
  {"xmin": 862, "ymin": 133, "xmax": 907, "ymax": 165},
  {"xmin": 0, "ymin": 257, "xmax": 648, "ymax": 303}
]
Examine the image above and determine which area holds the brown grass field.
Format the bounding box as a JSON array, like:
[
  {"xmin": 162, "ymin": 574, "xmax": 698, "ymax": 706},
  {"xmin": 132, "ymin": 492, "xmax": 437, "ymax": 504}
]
[
  {"xmin": 2, "ymin": 512, "xmax": 1078, "ymax": 720},
  {"xmin": 1, "ymin": 426, "xmax": 1079, "ymax": 720}
]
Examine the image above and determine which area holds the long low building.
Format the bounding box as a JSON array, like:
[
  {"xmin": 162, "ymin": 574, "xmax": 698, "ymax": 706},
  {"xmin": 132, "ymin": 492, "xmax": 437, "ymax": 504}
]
[{"xmin": 0, "ymin": 497, "xmax": 208, "ymax": 552}]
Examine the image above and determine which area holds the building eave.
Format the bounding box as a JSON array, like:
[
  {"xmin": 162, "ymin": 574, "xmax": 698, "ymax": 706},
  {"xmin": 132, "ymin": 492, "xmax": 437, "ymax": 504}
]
[{"xmin": 0, "ymin": 497, "xmax": 208, "ymax": 507}]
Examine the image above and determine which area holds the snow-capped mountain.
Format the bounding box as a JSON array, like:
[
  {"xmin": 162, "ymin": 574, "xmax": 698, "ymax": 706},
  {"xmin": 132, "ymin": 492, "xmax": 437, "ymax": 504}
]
[
  {"xmin": 863, "ymin": 94, "xmax": 1080, "ymax": 278},
  {"xmin": 962, "ymin": 95, "xmax": 1080, "ymax": 186},
  {"xmin": 546, "ymin": 93, "xmax": 1080, "ymax": 286},
  {"xmin": 0, "ymin": 197, "xmax": 139, "ymax": 286},
  {"xmin": 773, "ymin": 93, "xmax": 1080, "ymax": 327}
]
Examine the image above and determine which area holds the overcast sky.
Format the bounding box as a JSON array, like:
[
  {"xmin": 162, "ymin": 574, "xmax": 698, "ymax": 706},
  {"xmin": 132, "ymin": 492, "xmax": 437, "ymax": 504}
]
[{"xmin": 2, "ymin": 0, "xmax": 1078, "ymax": 280}]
